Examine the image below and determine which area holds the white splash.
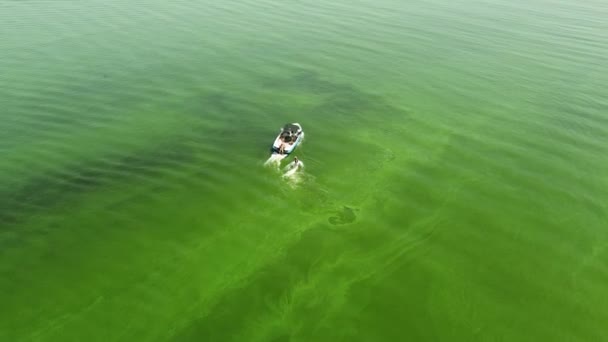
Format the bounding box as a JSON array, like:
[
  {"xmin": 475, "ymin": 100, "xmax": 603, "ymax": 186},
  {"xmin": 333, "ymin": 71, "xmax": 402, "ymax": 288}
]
[
  {"xmin": 282, "ymin": 159, "xmax": 304, "ymax": 187},
  {"xmin": 264, "ymin": 153, "xmax": 287, "ymax": 169}
]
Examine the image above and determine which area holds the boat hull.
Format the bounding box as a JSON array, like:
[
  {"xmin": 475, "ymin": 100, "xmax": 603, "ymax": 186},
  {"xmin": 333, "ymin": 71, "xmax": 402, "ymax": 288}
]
[
  {"xmin": 271, "ymin": 132, "xmax": 304, "ymax": 154},
  {"xmin": 271, "ymin": 123, "xmax": 303, "ymax": 155}
]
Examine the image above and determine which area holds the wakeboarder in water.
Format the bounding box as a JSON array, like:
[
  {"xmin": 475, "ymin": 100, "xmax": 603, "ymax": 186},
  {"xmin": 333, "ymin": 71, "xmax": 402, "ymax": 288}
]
[{"xmin": 283, "ymin": 156, "xmax": 303, "ymax": 177}]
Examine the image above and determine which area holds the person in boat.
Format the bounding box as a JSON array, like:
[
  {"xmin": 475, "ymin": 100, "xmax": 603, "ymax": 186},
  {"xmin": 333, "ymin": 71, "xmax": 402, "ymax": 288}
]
[{"xmin": 278, "ymin": 143, "xmax": 286, "ymax": 154}]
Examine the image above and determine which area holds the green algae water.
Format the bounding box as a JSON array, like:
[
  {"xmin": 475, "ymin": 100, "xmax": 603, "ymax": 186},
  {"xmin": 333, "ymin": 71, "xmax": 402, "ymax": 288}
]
[{"xmin": 1, "ymin": 0, "xmax": 607, "ymax": 341}]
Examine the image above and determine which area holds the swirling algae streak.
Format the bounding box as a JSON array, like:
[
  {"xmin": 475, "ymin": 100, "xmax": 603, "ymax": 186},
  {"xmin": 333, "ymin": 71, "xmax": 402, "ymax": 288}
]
[{"xmin": 1, "ymin": 0, "xmax": 608, "ymax": 341}]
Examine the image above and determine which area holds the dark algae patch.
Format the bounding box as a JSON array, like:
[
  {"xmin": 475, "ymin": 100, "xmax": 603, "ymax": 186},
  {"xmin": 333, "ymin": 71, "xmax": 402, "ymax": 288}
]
[
  {"xmin": 328, "ymin": 206, "xmax": 358, "ymax": 225},
  {"xmin": 0, "ymin": 140, "xmax": 196, "ymax": 227}
]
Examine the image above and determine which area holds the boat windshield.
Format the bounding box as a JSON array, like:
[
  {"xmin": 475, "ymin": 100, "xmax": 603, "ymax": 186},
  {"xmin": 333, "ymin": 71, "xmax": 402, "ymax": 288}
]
[{"xmin": 282, "ymin": 124, "xmax": 300, "ymax": 134}]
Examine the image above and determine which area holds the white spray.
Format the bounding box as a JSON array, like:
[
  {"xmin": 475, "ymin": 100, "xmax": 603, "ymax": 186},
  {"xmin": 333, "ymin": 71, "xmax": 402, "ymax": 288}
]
[
  {"xmin": 264, "ymin": 153, "xmax": 287, "ymax": 169},
  {"xmin": 264, "ymin": 154, "xmax": 305, "ymax": 186},
  {"xmin": 282, "ymin": 158, "xmax": 304, "ymax": 188}
]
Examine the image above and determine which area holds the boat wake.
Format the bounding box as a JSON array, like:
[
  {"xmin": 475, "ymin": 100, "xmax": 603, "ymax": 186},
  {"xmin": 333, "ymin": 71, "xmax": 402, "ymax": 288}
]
[
  {"xmin": 264, "ymin": 153, "xmax": 287, "ymax": 168},
  {"xmin": 283, "ymin": 160, "xmax": 304, "ymax": 177},
  {"xmin": 264, "ymin": 154, "xmax": 305, "ymax": 187},
  {"xmin": 282, "ymin": 160, "xmax": 304, "ymax": 187}
]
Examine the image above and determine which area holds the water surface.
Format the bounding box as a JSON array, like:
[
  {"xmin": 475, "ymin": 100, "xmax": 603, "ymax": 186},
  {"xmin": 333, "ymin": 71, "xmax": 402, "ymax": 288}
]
[{"xmin": 1, "ymin": 0, "xmax": 607, "ymax": 341}]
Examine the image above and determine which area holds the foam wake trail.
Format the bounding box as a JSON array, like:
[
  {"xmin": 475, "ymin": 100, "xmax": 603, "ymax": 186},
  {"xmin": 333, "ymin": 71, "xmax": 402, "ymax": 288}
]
[
  {"xmin": 264, "ymin": 153, "xmax": 287, "ymax": 168},
  {"xmin": 283, "ymin": 160, "xmax": 304, "ymax": 187},
  {"xmin": 283, "ymin": 160, "xmax": 303, "ymax": 176}
]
